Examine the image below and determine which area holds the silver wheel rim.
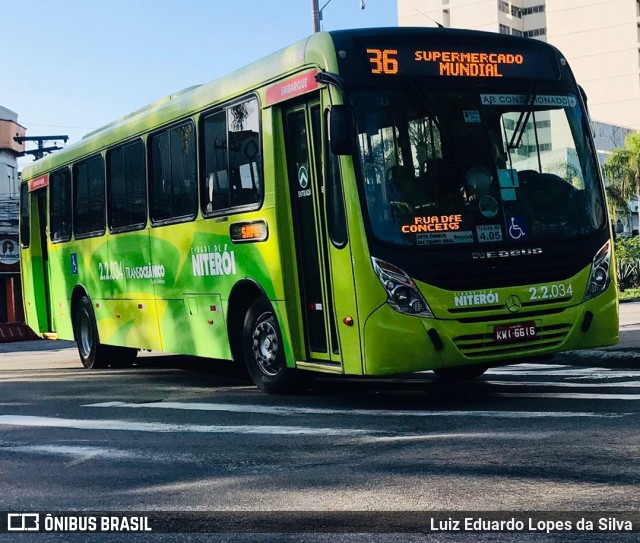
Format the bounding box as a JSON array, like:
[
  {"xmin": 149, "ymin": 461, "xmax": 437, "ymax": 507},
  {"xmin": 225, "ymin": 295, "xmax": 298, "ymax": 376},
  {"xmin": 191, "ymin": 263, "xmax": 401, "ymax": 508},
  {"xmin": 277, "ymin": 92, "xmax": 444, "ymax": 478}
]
[
  {"xmin": 252, "ymin": 314, "xmax": 281, "ymax": 376},
  {"xmin": 79, "ymin": 309, "xmax": 92, "ymax": 359}
]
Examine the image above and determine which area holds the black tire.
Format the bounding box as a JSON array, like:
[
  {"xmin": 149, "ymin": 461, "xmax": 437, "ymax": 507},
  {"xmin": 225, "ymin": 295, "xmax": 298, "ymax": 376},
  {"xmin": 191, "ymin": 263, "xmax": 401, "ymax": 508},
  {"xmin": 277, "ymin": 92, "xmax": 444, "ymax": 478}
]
[
  {"xmin": 73, "ymin": 295, "xmax": 111, "ymax": 369},
  {"xmin": 433, "ymin": 364, "xmax": 488, "ymax": 381},
  {"xmin": 242, "ymin": 298, "xmax": 310, "ymax": 394}
]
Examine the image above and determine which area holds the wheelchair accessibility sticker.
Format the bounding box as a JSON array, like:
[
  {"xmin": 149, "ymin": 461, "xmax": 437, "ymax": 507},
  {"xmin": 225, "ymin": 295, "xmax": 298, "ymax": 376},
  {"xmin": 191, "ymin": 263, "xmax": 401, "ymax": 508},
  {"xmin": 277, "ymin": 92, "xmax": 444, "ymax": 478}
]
[{"xmin": 506, "ymin": 215, "xmax": 527, "ymax": 240}]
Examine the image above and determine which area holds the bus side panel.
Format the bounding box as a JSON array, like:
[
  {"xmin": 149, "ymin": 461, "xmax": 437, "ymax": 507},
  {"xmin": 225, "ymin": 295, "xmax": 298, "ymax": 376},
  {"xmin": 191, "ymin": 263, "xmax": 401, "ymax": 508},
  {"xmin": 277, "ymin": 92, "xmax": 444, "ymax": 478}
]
[
  {"xmin": 50, "ymin": 237, "xmax": 109, "ymax": 341},
  {"xmin": 160, "ymin": 295, "xmax": 230, "ymax": 359},
  {"xmin": 47, "ymin": 244, "xmax": 77, "ymax": 339},
  {"xmin": 106, "ymin": 229, "xmax": 161, "ymax": 350},
  {"xmin": 150, "ymin": 212, "xmax": 281, "ymax": 360},
  {"xmin": 99, "ymin": 298, "xmax": 163, "ymax": 351}
]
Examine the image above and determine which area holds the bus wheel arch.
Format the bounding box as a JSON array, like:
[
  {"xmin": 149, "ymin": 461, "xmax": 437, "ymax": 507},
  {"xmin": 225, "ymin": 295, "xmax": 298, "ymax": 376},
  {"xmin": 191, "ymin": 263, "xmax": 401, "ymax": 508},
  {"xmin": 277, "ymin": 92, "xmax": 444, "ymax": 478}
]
[
  {"xmin": 71, "ymin": 289, "xmax": 109, "ymax": 369},
  {"xmin": 70, "ymin": 287, "xmax": 137, "ymax": 369},
  {"xmin": 227, "ymin": 280, "xmax": 267, "ymax": 369}
]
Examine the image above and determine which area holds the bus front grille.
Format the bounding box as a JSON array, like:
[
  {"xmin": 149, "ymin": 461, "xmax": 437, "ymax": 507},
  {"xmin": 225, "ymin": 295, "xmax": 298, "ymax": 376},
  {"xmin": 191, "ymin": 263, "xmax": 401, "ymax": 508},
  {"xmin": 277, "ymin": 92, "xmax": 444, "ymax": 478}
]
[{"xmin": 453, "ymin": 323, "xmax": 571, "ymax": 358}]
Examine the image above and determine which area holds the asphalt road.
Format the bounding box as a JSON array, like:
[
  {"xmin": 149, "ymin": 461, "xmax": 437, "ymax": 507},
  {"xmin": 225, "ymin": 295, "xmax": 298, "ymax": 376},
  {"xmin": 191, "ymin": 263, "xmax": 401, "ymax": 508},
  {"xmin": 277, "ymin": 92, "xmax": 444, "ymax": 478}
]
[{"xmin": 0, "ymin": 304, "xmax": 638, "ymax": 542}]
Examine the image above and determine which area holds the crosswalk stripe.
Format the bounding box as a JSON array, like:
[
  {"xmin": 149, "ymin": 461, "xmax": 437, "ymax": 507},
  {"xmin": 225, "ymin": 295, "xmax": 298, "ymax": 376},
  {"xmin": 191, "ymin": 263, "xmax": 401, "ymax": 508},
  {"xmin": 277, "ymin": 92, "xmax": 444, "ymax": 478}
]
[
  {"xmin": 496, "ymin": 392, "xmax": 640, "ymax": 400},
  {"xmin": 0, "ymin": 415, "xmax": 372, "ymax": 436},
  {"xmin": 84, "ymin": 401, "xmax": 633, "ymax": 419},
  {"xmin": 484, "ymin": 380, "xmax": 640, "ymax": 388}
]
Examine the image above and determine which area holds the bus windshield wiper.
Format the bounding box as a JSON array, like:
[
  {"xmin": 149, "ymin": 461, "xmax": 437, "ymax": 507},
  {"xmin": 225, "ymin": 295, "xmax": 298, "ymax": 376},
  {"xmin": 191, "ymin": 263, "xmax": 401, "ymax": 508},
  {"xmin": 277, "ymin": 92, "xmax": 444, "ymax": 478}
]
[{"xmin": 507, "ymin": 83, "xmax": 539, "ymax": 150}]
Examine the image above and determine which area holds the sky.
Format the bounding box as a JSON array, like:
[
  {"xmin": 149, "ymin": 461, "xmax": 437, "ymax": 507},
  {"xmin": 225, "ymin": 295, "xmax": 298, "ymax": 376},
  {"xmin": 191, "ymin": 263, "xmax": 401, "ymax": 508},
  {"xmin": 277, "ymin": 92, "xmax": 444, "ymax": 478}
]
[{"xmin": 1, "ymin": 0, "xmax": 398, "ymax": 167}]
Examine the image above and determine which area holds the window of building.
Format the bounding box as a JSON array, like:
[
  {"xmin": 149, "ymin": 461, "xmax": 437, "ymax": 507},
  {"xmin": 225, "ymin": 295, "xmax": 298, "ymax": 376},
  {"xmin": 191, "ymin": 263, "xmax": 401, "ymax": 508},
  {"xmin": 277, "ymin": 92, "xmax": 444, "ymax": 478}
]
[
  {"xmin": 19, "ymin": 183, "xmax": 30, "ymax": 248},
  {"xmin": 50, "ymin": 167, "xmax": 72, "ymax": 242},
  {"xmin": 149, "ymin": 121, "xmax": 197, "ymax": 224},
  {"xmin": 498, "ymin": 1, "xmax": 509, "ymax": 14},
  {"xmin": 511, "ymin": 5, "xmax": 522, "ymax": 18},
  {"xmin": 200, "ymin": 97, "xmax": 262, "ymax": 215},
  {"xmin": 511, "ymin": 28, "xmax": 523, "ymax": 37},
  {"xmin": 524, "ymin": 27, "xmax": 547, "ymax": 37},
  {"xmin": 73, "ymin": 155, "xmax": 106, "ymax": 238},
  {"xmin": 499, "ymin": 24, "xmax": 511, "ymax": 35},
  {"xmin": 107, "ymin": 139, "xmax": 147, "ymax": 231},
  {"xmin": 523, "ymin": 5, "xmax": 545, "ymax": 15}
]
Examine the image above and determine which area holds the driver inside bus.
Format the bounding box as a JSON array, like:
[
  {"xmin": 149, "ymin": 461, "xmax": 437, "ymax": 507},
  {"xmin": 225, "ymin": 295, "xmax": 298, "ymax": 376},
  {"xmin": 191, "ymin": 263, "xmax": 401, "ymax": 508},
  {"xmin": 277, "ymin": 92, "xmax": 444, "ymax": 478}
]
[{"xmin": 386, "ymin": 164, "xmax": 431, "ymax": 214}]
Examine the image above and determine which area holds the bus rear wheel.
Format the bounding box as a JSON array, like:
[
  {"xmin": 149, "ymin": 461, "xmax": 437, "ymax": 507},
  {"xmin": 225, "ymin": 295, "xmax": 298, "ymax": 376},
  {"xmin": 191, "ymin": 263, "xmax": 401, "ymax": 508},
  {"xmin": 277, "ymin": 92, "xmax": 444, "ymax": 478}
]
[
  {"xmin": 433, "ymin": 364, "xmax": 488, "ymax": 381},
  {"xmin": 74, "ymin": 296, "xmax": 110, "ymax": 369},
  {"xmin": 242, "ymin": 298, "xmax": 309, "ymax": 394},
  {"xmin": 74, "ymin": 296, "xmax": 138, "ymax": 369}
]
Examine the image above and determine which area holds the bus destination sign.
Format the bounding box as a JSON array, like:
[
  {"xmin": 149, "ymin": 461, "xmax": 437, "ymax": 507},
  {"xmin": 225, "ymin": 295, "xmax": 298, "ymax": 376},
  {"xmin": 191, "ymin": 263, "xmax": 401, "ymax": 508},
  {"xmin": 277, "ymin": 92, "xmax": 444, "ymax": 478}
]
[{"xmin": 363, "ymin": 44, "xmax": 557, "ymax": 79}]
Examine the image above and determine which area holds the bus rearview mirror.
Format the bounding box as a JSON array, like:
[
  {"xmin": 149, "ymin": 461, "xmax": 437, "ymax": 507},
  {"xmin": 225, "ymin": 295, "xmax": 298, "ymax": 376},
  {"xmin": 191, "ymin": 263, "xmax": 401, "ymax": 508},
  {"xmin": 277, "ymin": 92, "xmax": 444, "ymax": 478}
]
[{"xmin": 329, "ymin": 105, "xmax": 354, "ymax": 156}]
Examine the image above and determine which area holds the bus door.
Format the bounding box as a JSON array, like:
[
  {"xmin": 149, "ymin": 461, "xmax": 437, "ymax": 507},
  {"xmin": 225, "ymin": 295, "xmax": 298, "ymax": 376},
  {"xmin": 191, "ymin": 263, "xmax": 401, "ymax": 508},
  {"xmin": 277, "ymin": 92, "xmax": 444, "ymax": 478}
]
[
  {"xmin": 284, "ymin": 101, "xmax": 344, "ymax": 366},
  {"xmin": 34, "ymin": 189, "xmax": 53, "ymax": 332}
]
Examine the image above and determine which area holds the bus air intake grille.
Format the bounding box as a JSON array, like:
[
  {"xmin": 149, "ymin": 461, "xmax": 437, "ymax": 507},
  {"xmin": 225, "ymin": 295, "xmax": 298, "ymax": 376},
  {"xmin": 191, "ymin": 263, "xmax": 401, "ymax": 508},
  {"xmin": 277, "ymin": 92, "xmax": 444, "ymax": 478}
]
[
  {"xmin": 453, "ymin": 307, "xmax": 565, "ymax": 324},
  {"xmin": 453, "ymin": 323, "xmax": 571, "ymax": 358}
]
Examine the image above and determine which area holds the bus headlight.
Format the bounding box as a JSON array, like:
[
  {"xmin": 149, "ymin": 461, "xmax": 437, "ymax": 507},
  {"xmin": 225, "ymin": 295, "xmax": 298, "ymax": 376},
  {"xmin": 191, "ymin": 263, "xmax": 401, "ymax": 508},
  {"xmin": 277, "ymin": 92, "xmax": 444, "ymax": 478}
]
[
  {"xmin": 583, "ymin": 241, "xmax": 611, "ymax": 300},
  {"xmin": 372, "ymin": 257, "xmax": 433, "ymax": 317}
]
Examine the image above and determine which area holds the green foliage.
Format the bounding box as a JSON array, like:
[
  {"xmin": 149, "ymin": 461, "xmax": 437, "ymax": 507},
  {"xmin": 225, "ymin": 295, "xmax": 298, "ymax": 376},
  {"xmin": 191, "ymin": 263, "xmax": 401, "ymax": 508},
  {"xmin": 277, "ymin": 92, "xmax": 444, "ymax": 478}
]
[
  {"xmin": 620, "ymin": 288, "xmax": 640, "ymax": 302},
  {"xmin": 603, "ymin": 133, "xmax": 640, "ymax": 227},
  {"xmin": 615, "ymin": 236, "xmax": 640, "ymax": 260},
  {"xmin": 615, "ymin": 237, "xmax": 640, "ymax": 291}
]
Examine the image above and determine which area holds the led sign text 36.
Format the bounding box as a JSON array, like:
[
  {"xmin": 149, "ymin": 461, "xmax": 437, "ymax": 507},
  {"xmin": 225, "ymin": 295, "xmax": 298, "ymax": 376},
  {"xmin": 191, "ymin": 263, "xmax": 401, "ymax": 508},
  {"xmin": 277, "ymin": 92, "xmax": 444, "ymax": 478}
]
[{"xmin": 366, "ymin": 49, "xmax": 399, "ymax": 74}]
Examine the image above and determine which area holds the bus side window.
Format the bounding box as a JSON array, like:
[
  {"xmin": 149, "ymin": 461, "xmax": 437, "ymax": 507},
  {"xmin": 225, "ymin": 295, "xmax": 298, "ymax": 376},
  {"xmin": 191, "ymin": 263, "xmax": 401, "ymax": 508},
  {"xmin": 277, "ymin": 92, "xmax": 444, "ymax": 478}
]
[
  {"xmin": 107, "ymin": 140, "xmax": 147, "ymax": 231},
  {"xmin": 201, "ymin": 111, "xmax": 229, "ymax": 213},
  {"xmin": 200, "ymin": 97, "xmax": 262, "ymax": 214},
  {"xmin": 228, "ymin": 99, "xmax": 261, "ymax": 208},
  {"xmin": 50, "ymin": 167, "xmax": 72, "ymax": 242}
]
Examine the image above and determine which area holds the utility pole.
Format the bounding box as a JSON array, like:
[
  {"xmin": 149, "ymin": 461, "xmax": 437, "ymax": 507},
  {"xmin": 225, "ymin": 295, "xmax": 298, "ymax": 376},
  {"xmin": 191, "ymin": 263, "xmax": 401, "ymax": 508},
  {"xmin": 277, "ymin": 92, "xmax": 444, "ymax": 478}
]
[
  {"xmin": 312, "ymin": 0, "xmax": 321, "ymax": 33},
  {"xmin": 13, "ymin": 135, "xmax": 69, "ymax": 161},
  {"xmin": 312, "ymin": 1, "xmax": 366, "ymax": 33}
]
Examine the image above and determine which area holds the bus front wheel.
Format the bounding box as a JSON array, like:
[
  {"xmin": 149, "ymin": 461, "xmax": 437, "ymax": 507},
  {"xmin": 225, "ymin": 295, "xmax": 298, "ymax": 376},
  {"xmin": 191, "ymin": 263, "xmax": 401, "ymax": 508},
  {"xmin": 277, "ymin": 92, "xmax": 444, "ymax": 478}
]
[{"xmin": 242, "ymin": 298, "xmax": 308, "ymax": 394}]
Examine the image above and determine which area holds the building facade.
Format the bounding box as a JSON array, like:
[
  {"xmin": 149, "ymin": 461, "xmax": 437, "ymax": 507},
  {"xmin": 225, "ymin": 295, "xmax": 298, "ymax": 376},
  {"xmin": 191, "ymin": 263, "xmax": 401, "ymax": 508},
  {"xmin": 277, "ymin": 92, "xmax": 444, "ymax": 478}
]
[
  {"xmin": 0, "ymin": 105, "xmax": 29, "ymax": 338},
  {"xmin": 398, "ymin": 0, "xmax": 640, "ymax": 130}
]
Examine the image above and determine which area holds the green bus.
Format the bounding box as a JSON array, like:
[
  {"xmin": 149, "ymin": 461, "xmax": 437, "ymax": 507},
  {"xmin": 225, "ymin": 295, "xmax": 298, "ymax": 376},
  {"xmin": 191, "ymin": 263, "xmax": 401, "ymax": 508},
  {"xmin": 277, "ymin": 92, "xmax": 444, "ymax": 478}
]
[{"xmin": 19, "ymin": 27, "xmax": 618, "ymax": 393}]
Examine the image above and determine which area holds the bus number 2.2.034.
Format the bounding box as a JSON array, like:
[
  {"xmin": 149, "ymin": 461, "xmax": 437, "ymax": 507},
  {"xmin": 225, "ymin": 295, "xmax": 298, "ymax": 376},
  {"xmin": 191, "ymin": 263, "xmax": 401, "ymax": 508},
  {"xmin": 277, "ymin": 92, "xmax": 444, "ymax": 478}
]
[
  {"xmin": 528, "ymin": 283, "xmax": 573, "ymax": 301},
  {"xmin": 366, "ymin": 49, "xmax": 399, "ymax": 75}
]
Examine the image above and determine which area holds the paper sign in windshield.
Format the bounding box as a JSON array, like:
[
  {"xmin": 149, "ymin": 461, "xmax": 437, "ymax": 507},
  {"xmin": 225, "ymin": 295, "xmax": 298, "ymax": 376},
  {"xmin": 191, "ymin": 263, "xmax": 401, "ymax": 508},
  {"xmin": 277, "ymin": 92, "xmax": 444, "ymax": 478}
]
[
  {"xmin": 417, "ymin": 231, "xmax": 474, "ymax": 245},
  {"xmin": 480, "ymin": 94, "xmax": 577, "ymax": 108}
]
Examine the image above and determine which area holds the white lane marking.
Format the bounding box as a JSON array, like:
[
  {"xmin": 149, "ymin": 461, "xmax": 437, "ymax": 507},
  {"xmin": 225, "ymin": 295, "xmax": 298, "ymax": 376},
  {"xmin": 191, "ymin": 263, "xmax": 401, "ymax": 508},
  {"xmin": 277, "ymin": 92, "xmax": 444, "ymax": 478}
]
[
  {"xmin": 2, "ymin": 444, "xmax": 197, "ymax": 464},
  {"xmin": 496, "ymin": 392, "xmax": 640, "ymax": 401},
  {"xmin": 0, "ymin": 416, "xmax": 372, "ymax": 436},
  {"xmin": 7, "ymin": 444, "xmax": 137, "ymax": 460},
  {"xmin": 361, "ymin": 431, "xmax": 560, "ymax": 444},
  {"xmin": 484, "ymin": 380, "xmax": 640, "ymax": 388},
  {"xmin": 84, "ymin": 401, "xmax": 632, "ymax": 419},
  {"xmin": 488, "ymin": 368, "xmax": 640, "ymax": 379}
]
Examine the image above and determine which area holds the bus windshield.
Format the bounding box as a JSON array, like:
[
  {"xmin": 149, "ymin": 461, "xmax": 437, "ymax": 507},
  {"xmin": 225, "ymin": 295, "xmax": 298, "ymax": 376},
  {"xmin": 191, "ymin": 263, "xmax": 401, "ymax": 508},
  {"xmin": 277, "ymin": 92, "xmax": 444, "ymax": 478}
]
[{"xmin": 354, "ymin": 86, "xmax": 606, "ymax": 248}]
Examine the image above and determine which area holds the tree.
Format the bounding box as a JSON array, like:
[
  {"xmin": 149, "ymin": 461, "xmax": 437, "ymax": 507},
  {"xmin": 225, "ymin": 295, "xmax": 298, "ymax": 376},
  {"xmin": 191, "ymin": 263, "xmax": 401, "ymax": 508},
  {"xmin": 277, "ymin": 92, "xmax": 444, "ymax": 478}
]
[{"xmin": 603, "ymin": 133, "xmax": 640, "ymax": 235}]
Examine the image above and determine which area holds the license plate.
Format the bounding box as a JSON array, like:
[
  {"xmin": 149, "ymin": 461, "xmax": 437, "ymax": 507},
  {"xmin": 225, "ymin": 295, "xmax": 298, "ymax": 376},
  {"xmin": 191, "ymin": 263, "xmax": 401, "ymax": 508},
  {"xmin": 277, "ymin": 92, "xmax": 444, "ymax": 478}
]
[{"xmin": 494, "ymin": 321, "xmax": 536, "ymax": 343}]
